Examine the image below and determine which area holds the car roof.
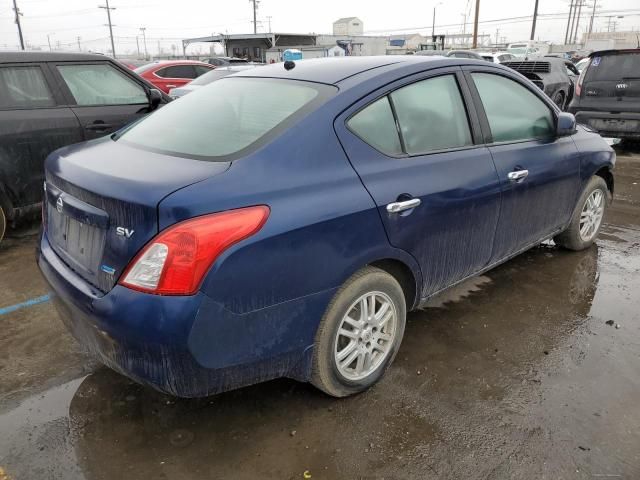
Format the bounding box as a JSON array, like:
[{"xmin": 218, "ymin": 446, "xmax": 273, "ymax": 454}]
[
  {"xmin": 0, "ymin": 51, "xmax": 111, "ymax": 63},
  {"xmin": 234, "ymin": 56, "xmax": 479, "ymax": 85},
  {"xmin": 589, "ymin": 48, "xmax": 640, "ymax": 57}
]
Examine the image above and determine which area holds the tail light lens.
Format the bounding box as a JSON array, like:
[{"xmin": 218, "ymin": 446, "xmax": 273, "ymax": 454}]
[
  {"xmin": 575, "ymin": 61, "xmax": 589, "ymax": 97},
  {"xmin": 119, "ymin": 206, "xmax": 270, "ymax": 295}
]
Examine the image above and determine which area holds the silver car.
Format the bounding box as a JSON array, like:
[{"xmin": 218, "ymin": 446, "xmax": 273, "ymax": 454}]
[{"xmin": 169, "ymin": 65, "xmax": 258, "ymax": 99}]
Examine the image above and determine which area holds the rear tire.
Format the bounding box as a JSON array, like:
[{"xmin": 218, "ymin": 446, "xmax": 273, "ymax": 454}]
[
  {"xmin": 554, "ymin": 176, "xmax": 609, "ymax": 251},
  {"xmin": 0, "ymin": 206, "xmax": 6, "ymax": 245},
  {"xmin": 311, "ymin": 266, "xmax": 406, "ymax": 397}
]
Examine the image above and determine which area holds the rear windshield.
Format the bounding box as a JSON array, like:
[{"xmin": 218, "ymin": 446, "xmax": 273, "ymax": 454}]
[
  {"xmin": 586, "ymin": 53, "xmax": 640, "ymax": 81},
  {"xmin": 117, "ymin": 77, "xmax": 334, "ymax": 160},
  {"xmin": 189, "ymin": 69, "xmax": 232, "ymax": 85}
]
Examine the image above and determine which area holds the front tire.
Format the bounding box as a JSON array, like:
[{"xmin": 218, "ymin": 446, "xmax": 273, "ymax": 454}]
[
  {"xmin": 554, "ymin": 176, "xmax": 609, "ymax": 251},
  {"xmin": 552, "ymin": 91, "xmax": 565, "ymax": 110},
  {"xmin": 311, "ymin": 266, "xmax": 406, "ymax": 397}
]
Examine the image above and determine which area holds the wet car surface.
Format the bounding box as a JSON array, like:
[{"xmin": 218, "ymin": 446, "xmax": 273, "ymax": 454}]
[{"xmin": 1, "ymin": 144, "xmax": 639, "ymax": 479}]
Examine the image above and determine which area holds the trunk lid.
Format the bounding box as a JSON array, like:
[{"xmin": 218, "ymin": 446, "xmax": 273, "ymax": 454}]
[
  {"xmin": 581, "ymin": 51, "xmax": 640, "ymax": 111},
  {"xmin": 44, "ymin": 137, "xmax": 230, "ymax": 293}
]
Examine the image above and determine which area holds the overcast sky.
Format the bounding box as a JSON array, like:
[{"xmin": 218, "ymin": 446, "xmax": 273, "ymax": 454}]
[{"xmin": 1, "ymin": 0, "xmax": 638, "ymax": 56}]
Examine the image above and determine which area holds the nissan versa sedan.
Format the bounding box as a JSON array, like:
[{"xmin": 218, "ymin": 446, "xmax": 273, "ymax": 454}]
[{"xmin": 38, "ymin": 56, "xmax": 615, "ymax": 398}]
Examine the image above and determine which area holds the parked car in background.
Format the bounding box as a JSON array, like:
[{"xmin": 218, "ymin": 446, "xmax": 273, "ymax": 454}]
[
  {"xmin": 169, "ymin": 65, "xmax": 258, "ymax": 99},
  {"xmin": 507, "ymin": 41, "xmax": 550, "ymax": 58},
  {"xmin": 575, "ymin": 57, "xmax": 590, "ymax": 73},
  {"xmin": 0, "ymin": 52, "xmax": 167, "ymax": 244},
  {"xmin": 38, "ymin": 56, "xmax": 614, "ymax": 399},
  {"xmin": 503, "ymin": 57, "xmax": 577, "ymax": 109},
  {"xmin": 204, "ymin": 56, "xmax": 250, "ymax": 67},
  {"xmin": 568, "ymin": 49, "xmax": 640, "ymax": 140},
  {"xmin": 477, "ymin": 52, "xmax": 517, "ymax": 63},
  {"xmin": 135, "ymin": 60, "xmax": 214, "ymax": 93},
  {"xmin": 446, "ymin": 50, "xmax": 485, "ymax": 60},
  {"xmin": 119, "ymin": 59, "xmax": 149, "ymax": 70},
  {"xmin": 413, "ymin": 50, "xmax": 446, "ymax": 56}
]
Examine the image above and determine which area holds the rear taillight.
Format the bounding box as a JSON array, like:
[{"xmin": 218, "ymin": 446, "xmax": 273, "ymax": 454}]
[
  {"xmin": 119, "ymin": 206, "xmax": 270, "ymax": 295},
  {"xmin": 575, "ymin": 61, "xmax": 589, "ymax": 97}
]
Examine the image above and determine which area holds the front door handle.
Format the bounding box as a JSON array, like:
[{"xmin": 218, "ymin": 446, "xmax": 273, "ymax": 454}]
[
  {"xmin": 386, "ymin": 198, "xmax": 421, "ymax": 214},
  {"xmin": 508, "ymin": 169, "xmax": 529, "ymax": 183},
  {"xmin": 166, "ymin": 84, "xmax": 177, "ymax": 88}
]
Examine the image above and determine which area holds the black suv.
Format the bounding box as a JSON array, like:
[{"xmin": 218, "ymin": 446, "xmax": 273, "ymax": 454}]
[
  {"xmin": 568, "ymin": 49, "xmax": 640, "ymax": 139},
  {"xmin": 0, "ymin": 52, "xmax": 168, "ymax": 243}
]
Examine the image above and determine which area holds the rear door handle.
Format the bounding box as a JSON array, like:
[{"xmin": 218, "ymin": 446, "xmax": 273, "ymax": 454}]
[
  {"xmin": 166, "ymin": 84, "xmax": 177, "ymax": 88},
  {"xmin": 508, "ymin": 169, "xmax": 529, "ymax": 182},
  {"xmin": 86, "ymin": 123, "xmax": 113, "ymax": 131},
  {"xmin": 386, "ymin": 198, "xmax": 421, "ymax": 213}
]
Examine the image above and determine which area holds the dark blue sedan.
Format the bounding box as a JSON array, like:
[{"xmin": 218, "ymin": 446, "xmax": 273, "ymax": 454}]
[{"xmin": 38, "ymin": 56, "xmax": 615, "ymax": 398}]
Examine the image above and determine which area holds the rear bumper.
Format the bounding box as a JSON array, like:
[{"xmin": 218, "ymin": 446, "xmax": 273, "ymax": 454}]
[
  {"xmin": 37, "ymin": 232, "xmax": 332, "ymax": 397},
  {"xmin": 570, "ymin": 110, "xmax": 640, "ymax": 138}
]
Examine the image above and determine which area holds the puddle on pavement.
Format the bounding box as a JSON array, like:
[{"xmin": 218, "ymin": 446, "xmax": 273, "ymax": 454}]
[{"xmin": 2, "ymin": 231, "xmax": 639, "ymax": 479}]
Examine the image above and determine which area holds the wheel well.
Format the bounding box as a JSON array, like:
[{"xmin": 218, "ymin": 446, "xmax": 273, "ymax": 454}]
[
  {"xmin": 595, "ymin": 167, "xmax": 614, "ymax": 195},
  {"xmin": 369, "ymin": 259, "xmax": 418, "ymax": 310}
]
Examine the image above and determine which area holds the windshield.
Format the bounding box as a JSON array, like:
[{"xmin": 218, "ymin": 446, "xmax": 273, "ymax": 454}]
[
  {"xmin": 117, "ymin": 77, "xmax": 333, "ymax": 160},
  {"xmin": 508, "ymin": 47, "xmax": 528, "ymax": 55},
  {"xmin": 585, "ymin": 53, "xmax": 640, "ymax": 81}
]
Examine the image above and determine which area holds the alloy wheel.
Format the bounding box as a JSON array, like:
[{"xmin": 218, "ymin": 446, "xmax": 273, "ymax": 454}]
[
  {"xmin": 333, "ymin": 291, "xmax": 398, "ymax": 381},
  {"xmin": 579, "ymin": 189, "xmax": 604, "ymax": 242}
]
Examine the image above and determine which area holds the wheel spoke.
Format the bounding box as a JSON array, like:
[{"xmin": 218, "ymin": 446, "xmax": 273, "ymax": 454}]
[
  {"xmin": 337, "ymin": 341, "xmax": 357, "ymax": 361},
  {"xmin": 580, "ymin": 221, "xmax": 590, "ymax": 237},
  {"xmin": 375, "ymin": 301, "xmax": 390, "ymax": 323},
  {"xmin": 340, "ymin": 348, "xmax": 359, "ymax": 369},
  {"xmin": 343, "ymin": 315, "xmax": 362, "ymax": 330},
  {"xmin": 355, "ymin": 350, "xmax": 365, "ymax": 373},
  {"xmin": 377, "ymin": 332, "xmax": 393, "ymax": 343},
  {"xmin": 368, "ymin": 294, "xmax": 376, "ymax": 321},
  {"xmin": 338, "ymin": 327, "xmax": 358, "ymax": 340},
  {"xmin": 360, "ymin": 298, "xmax": 368, "ymax": 323},
  {"xmin": 378, "ymin": 309, "xmax": 393, "ymax": 329}
]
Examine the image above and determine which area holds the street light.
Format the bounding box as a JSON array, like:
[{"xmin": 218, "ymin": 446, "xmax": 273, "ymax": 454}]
[{"xmin": 432, "ymin": 2, "xmax": 443, "ymax": 38}]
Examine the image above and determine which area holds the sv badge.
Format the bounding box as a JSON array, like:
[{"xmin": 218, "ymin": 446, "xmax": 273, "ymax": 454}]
[{"xmin": 116, "ymin": 227, "xmax": 135, "ymax": 238}]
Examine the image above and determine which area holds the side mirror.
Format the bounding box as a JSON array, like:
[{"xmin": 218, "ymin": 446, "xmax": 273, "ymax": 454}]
[
  {"xmin": 557, "ymin": 112, "xmax": 576, "ymax": 137},
  {"xmin": 148, "ymin": 88, "xmax": 163, "ymax": 110}
]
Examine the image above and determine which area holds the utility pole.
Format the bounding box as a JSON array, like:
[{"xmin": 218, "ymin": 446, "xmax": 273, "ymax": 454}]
[
  {"xmin": 250, "ymin": 0, "xmax": 258, "ymax": 34},
  {"xmin": 573, "ymin": 0, "xmax": 584, "ymax": 44},
  {"xmin": 530, "ymin": 0, "xmax": 539, "ymax": 41},
  {"xmin": 569, "ymin": 0, "xmax": 578, "ymax": 45},
  {"xmin": 12, "ymin": 0, "xmax": 25, "ymax": 50},
  {"xmin": 495, "ymin": 28, "xmax": 500, "ymax": 46},
  {"xmin": 587, "ymin": 0, "xmax": 597, "ymax": 41},
  {"xmin": 98, "ymin": 0, "xmax": 116, "ymax": 58},
  {"xmin": 135, "ymin": 36, "xmax": 141, "ymax": 58},
  {"xmin": 47, "ymin": 34, "xmax": 53, "ymax": 51},
  {"xmin": 267, "ymin": 15, "xmax": 272, "ymax": 33},
  {"xmin": 77, "ymin": 36, "xmax": 81, "ymax": 52},
  {"xmin": 140, "ymin": 27, "xmax": 148, "ymax": 60},
  {"xmin": 564, "ymin": 0, "xmax": 574, "ymax": 44},
  {"xmin": 472, "ymin": 0, "xmax": 480, "ymax": 49}
]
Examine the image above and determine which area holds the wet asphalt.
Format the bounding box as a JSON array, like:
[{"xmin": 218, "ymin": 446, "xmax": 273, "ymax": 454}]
[{"xmin": 1, "ymin": 145, "xmax": 639, "ymax": 480}]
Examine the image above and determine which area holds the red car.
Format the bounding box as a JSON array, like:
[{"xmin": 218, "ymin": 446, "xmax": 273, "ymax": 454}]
[{"xmin": 134, "ymin": 60, "xmax": 214, "ymax": 94}]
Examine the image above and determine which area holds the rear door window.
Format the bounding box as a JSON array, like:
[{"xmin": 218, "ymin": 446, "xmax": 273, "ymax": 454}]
[
  {"xmin": 156, "ymin": 65, "xmax": 198, "ymax": 79},
  {"xmin": 0, "ymin": 66, "xmax": 55, "ymax": 109},
  {"xmin": 348, "ymin": 97, "xmax": 402, "ymax": 156},
  {"xmin": 586, "ymin": 53, "xmax": 640, "ymax": 81},
  {"xmin": 391, "ymin": 75, "xmax": 473, "ymax": 154},
  {"xmin": 57, "ymin": 63, "xmax": 148, "ymax": 106}
]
